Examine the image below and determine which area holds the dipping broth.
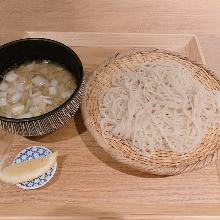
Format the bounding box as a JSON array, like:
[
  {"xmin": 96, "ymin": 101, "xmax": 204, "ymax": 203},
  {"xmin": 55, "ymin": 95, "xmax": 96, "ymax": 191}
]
[{"xmin": 0, "ymin": 61, "xmax": 77, "ymax": 118}]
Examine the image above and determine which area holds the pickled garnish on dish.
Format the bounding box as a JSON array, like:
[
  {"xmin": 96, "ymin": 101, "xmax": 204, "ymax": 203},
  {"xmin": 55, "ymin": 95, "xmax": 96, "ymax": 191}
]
[{"xmin": 0, "ymin": 61, "xmax": 76, "ymax": 118}]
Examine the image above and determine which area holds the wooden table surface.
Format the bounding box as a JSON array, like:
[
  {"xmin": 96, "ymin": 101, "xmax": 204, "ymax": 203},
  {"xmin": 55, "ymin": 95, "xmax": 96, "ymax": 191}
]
[{"xmin": 1, "ymin": 1, "xmax": 220, "ymax": 219}]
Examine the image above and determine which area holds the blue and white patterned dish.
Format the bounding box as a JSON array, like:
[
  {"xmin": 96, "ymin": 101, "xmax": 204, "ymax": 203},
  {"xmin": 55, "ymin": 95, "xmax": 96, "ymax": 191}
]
[{"xmin": 13, "ymin": 146, "xmax": 57, "ymax": 190}]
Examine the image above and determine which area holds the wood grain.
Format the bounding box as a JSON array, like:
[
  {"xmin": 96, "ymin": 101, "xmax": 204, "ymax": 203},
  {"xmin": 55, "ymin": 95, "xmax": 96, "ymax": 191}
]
[
  {"xmin": 1, "ymin": 203, "xmax": 220, "ymax": 219},
  {"xmin": 1, "ymin": 0, "xmax": 220, "ymax": 71},
  {"xmin": 0, "ymin": 33, "xmax": 220, "ymax": 219},
  {"xmin": 1, "ymin": 0, "xmax": 220, "ymax": 218},
  {"xmin": 0, "ymin": 131, "xmax": 14, "ymax": 168}
]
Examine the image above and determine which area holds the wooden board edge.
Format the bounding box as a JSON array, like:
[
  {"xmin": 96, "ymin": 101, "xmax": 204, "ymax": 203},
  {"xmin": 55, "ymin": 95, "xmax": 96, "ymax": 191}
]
[
  {"xmin": 193, "ymin": 35, "xmax": 207, "ymax": 65},
  {"xmin": 1, "ymin": 216, "xmax": 220, "ymax": 220},
  {"xmin": 25, "ymin": 31, "xmax": 195, "ymax": 39},
  {"xmin": 24, "ymin": 31, "xmax": 192, "ymax": 47},
  {"xmin": 1, "ymin": 203, "xmax": 220, "ymax": 217},
  {"xmin": 185, "ymin": 35, "xmax": 206, "ymax": 65},
  {"xmin": 24, "ymin": 32, "xmax": 206, "ymax": 65}
]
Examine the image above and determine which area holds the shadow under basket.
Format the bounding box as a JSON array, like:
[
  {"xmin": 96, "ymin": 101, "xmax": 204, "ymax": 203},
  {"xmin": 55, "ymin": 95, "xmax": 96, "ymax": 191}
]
[
  {"xmin": 0, "ymin": 38, "xmax": 84, "ymax": 136},
  {"xmin": 81, "ymin": 48, "xmax": 220, "ymax": 176}
]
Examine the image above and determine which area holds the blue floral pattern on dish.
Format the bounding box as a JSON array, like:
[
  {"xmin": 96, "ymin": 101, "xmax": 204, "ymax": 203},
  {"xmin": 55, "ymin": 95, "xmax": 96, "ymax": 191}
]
[{"xmin": 13, "ymin": 146, "xmax": 56, "ymax": 190}]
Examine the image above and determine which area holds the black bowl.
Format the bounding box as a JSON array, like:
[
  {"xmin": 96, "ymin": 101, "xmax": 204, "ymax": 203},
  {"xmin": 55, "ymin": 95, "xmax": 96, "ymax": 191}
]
[{"xmin": 0, "ymin": 38, "xmax": 84, "ymax": 136}]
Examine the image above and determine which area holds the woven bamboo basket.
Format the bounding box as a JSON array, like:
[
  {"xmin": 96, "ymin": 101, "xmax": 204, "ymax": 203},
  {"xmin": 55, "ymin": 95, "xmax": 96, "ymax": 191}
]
[{"xmin": 81, "ymin": 48, "xmax": 220, "ymax": 175}]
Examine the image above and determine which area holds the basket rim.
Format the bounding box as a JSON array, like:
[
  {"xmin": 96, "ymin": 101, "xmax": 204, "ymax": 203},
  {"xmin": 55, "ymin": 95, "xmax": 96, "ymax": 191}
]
[{"xmin": 81, "ymin": 48, "xmax": 220, "ymax": 175}]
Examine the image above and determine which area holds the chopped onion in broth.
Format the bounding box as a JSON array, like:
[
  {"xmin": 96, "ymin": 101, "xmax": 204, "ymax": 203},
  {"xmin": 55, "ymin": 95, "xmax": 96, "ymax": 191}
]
[{"xmin": 0, "ymin": 61, "xmax": 77, "ymax": 118}]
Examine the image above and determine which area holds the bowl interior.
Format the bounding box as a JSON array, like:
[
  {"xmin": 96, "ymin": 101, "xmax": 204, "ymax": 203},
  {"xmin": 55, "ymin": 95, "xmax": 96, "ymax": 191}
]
[
  {"xmin": 0, "ymin": 38, "xmax": 84, "ymax": 122},
  {"xmin": 0, "ymin": 38, "xmax": 83, "ymax": 83}
]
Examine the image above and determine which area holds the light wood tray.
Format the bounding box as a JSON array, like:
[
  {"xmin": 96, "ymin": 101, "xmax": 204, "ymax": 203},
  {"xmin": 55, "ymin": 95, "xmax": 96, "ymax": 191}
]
[{"xmin": 1, "ymin": 32, "xmax": 220, "ymax": 219}]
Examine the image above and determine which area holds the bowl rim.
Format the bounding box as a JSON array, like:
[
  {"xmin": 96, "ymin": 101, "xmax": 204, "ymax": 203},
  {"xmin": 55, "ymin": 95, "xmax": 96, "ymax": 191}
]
[{"xmin": 0, "ymin": 38, "xmax": 84, "ymax": 123}]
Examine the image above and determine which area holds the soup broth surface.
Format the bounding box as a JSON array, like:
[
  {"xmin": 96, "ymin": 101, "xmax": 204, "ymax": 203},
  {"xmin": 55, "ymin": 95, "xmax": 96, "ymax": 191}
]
[{"xmin": 0, "ymin": 61, "xmax": 76, "ymax": 118}]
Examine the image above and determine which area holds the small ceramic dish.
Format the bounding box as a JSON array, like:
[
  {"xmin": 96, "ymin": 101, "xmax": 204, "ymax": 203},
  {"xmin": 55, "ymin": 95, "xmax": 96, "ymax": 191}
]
[{"xmin": 13, "ymin": 146, "xmax": 57, "ymax": 190}]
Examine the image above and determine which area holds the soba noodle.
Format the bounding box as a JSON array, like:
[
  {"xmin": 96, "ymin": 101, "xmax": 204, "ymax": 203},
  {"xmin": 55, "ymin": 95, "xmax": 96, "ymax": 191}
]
[{"xmin": 98, "ymin": 60, "xmax": 220, "ymax": 153}]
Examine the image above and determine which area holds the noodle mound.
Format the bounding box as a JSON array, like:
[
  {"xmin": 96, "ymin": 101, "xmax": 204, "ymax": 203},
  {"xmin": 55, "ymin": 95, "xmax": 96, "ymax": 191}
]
[{"xmin": 98, "ymin": 60, "xmax": 220, "ymax": 153}]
